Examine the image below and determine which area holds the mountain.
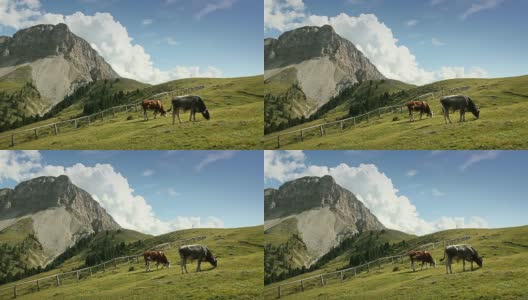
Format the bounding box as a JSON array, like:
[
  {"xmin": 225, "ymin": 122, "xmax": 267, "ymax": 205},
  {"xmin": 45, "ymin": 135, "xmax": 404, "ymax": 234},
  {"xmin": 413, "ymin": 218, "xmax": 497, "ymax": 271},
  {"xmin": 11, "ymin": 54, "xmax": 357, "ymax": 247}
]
[
  {"xmin": 265, "ymin": 25, "xmax": 385, "ymax": 128},
  {"xmin": 0, "ymin": 23, "xmax": 119, "ymax": 126},
  {"xmin": 0, "ymin": 175, "xmax": 120, "ymax": 268},
  {"xmin": 265, "ymin": 175, "xmax": 385, "ymax": 277}
]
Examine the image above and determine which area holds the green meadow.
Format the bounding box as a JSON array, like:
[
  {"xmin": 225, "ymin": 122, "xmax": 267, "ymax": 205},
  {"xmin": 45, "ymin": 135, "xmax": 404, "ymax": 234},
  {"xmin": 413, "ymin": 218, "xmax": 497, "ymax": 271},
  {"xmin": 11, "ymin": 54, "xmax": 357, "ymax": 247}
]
[
  {"xmin": 264, "ymin": 75, "xmax": 528, "ymax": 150},
  {"xmin": 0, "ymin": 75, "xmax": 263, "ymax": 150},
  {"xmin": 0, "ymin": 226, "xmax": 263, "ymax": 300},
  {"xmin": 264, "ymin": 226, "xmax": 528, "ymax": 299}
]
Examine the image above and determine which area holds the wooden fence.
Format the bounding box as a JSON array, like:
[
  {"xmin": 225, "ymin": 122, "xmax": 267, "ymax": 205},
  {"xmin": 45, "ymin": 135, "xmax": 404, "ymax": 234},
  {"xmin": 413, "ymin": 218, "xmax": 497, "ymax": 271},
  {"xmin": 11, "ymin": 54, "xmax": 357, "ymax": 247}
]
[
  {"xmin": 0, "ymin": 235, "xmax": 206, "ymax": 299},
  {"xmin": 0, "ymin": 85, "xmax": 204, "ymax": 148},
  {"xmin": 263, "ymin": 86, "xmax": 470, "ymax": 149},
  {"xmin": 264, "ymin": 235, "xmax": 471, "ymax": 299}
]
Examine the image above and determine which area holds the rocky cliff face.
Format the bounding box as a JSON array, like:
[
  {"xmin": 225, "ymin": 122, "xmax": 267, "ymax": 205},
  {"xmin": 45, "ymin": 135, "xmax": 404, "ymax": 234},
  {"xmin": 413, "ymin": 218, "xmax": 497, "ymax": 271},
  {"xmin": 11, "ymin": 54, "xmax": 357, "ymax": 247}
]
[
  {"xmin": 0, "ymin": 175, "xmax": 120, "ymax": 267},
  {"xmin": 0, "ymin": 23, "xmax": 119, "ymax": 115},
  {"xmin": 265, "ymin": 25, "xmax": 385, "ymax": 118},
  {"xmin": 264, "ymin": 175, "xmax": 384, "ymax": 268}
]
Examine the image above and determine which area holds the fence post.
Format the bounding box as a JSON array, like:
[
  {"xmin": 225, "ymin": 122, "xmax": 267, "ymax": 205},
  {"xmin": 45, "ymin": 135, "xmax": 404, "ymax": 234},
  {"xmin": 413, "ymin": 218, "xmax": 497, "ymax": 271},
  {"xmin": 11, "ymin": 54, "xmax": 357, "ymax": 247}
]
[
  {"xmin": 100, "ymin": 112, "xmax": 104, "ymax": 121},
  {"xmin": 112, "ymin": 108, "xmax": 116, "ymax": 117},
  {"xmin": 34, "ymin": 128, "xmax": 37, "ymax": 139},
  {"xmin": 103, "ymin": 263, "xmax": 106, "ymax": 272},
  {"xmin": 114, "ymin": 259, "xmax": 117, "ymax": 269},
  {"xmin": 11, "ymin": 134, "xmax": 15, "ymax": 147},
  {"xmin": 88, "ymin": 116, "xmax": 91, "ymax": 127},
  {"xmin": 320, "ymin": 274, "xmax": 325, "ymax": 286},
  {"xmin": 301, "ymin": 280, "xmax": 304, "ymax": 292},
  {"xmin": 300, "ymin": 130, "xmax": 304, "ymax": 142},
  {"xmin": 319, "ymin": 125, "xmax": 324, "ymax": 136},
  {"xmin": 13, "ymin": 285, "xmax": 17, "ymax": 298},
  {"xmin": 367, "ymin": 113, "xmax": 369, "ymax": 123},
  {"xmin": 277, "ymin": 135, "xmax": 281, "ymax": 149},
  {"xmin": 75, "ymin": 119, "xmax": 78, "ymax": 129},
  {"xmin": 136, "ymin": 256, "xmax": 139, "ymax": 263},
  {"xmin": 77, "ymin": 271, "xmax": 80, "ymax": 281},
  {"xmin": 379, "ymin": 260, "xmax": 381, "ymax": 269},
  {"xmin": 354, "ymin": 267, "xmax": 357, "ymax": 276},
  {"xmin": 400, "ymin": 106, "xmax": 403, "ymax": 113},
  {"xmin": 353, "ymin": 117, "xmax": 356, "ymax": 127},
  {"xmin": 340, "ymin": 271, "xmax": 344, "ymax": 281},
  {"xmin": 90, "ymin": 267, "xmax": 93, "ymax": 276},
  {"xmin": 54, "ymin": 124, "xmax": 58, "ymax": 135},
  {"xmin": 56, "ymin": 274, "xmax": 60, "ymax": 286},
  {"xmin": 278, "ymin": 286, "xmax": 282, "ymax": 299},
  {"xmin": 378, "ymin": 108, "xmax": 381, "ymax": 119},
  {"xmin": 340, "ymin": 120, "xmax": 344, "ymax": 131},
  {"xmin": 37, "ymin": 279, "xmax": 40, "ymax": 291},
  {"xmin": 367, "ymin": 263, "xmax": 370, "ymax": 273}
]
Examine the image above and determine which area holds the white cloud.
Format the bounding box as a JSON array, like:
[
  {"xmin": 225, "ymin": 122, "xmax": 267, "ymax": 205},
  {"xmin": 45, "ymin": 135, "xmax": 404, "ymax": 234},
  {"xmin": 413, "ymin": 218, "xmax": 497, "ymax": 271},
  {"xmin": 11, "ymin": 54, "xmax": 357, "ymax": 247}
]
[
  {"xmin": 196, "ymin": 150, "xmax": 238, "ymax": 172},
  {"xmin": 460, "ymin": 151, "xmax": 499, "ymax": 171},
  {"xmin": 0, "ymin": 151, "xmax": 224, "ymax": 235},
  {"xmin": 141, "ymin": 18, "xmax": 152, "ymax": 25},
  {"xmin": 166, "ymin": 37, "xmax": 178, "ymax": 46},
  {"xmin": 431, "ymin": 37, "xmax": 445, "ymax": 46},
  {"xmin": 0, "ymin": 1, "xmax": 222, "ymax": 84},
  {"xmin": 406, "ymin": 19, "xmax": 419, "ymax": 27},
  {"xmin": 196, "ymin": 0, "xmax": 236, "ymax": 20},
  {"xmin": 432, "ymin": 188, "xmax": 445, "ymax": 197},
  {"xmin": 461, "ymin": 0, "xmax": 504, "ymax": 20},
  {"xmin": 264, "ymin": 0, "xmax": 489, "ymax": 85},
  {"xmin": 142, "ymin": 169, "xmax": 154, "ymax": 177},
  {"xmin": 167, "ymin": 187, "xmax": 180, "ymax": 197},
  {"xmin": 406, "ymin": 169, "xmax": 418, "ymax": 177},
  {"xmin": 439, "ymin": 66, "xmax": 488, "ymax": 79},
  {"xmin": 264, "ymin": 150, "xmax": 488, "ymax": 235}
]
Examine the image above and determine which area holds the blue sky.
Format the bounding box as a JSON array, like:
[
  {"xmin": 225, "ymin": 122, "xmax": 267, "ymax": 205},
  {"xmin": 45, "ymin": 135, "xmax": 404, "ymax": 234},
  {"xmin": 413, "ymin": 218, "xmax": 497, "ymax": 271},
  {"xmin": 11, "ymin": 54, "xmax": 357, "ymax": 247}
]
[
  {"xmin": 265, "ymin": 0, "xmax": 526, "ymax": 84},
  {"xmin": 0, "ymin": 150, "xmax": 263, "ymax": 234},
  {"xmin": 264, "ymin": 150, "xmax": 527, "ymax": 235},
  {"xmin": 0, "ymin": 0, "xmax": 263, "ymax": 83}
]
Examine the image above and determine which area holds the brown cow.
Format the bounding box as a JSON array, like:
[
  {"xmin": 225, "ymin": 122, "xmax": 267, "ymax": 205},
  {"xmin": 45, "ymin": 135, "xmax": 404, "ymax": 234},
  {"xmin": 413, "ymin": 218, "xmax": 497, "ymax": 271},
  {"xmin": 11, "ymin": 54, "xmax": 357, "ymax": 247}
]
[
  {"xmin": 408, "ymin": 250, "xmax": 436, "ymax": 272},
  {"xmin": 406, "ymin": 100, "xmax": 433, "ymax": 122},
  {"xmin": 142, "ymin": 100, "xmax": 167, "ymax": 121},
  {"xmin": 143, "ymin": 250, "xmax": 170, "ymax": 272}
]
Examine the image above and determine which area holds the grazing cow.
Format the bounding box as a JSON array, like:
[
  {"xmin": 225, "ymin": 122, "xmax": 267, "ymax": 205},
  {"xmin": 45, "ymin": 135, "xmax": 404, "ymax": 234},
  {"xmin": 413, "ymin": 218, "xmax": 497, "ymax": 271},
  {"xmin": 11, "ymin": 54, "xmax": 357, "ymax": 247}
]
[
  {"xmin": 408, "ymin": 250, "xmax": 436, "ymax": 272},
  {"xmin": 178, "ymin": 244, "xmax": 217, "ymax": 274},
  {"xmin": 143, "ymin": 251, "xmax": 170, "ymax": 272},
  {"xmin": 142, "ymin": 100, "xmax": 167, "ymax": 121},
  {"xmin": 439, "ymin": 244, "xmax": 483, "ymax": 274},
  {"xmin": 406, "ymin": 100, "xmax": 433, "ymax": 122},
  {"xmin": 440, "ymin": 95, "xmax": 480, "ymax": 124},
  {"xmin": 167, "ymin": 95, "xmax": 210, "ymax": 125}
]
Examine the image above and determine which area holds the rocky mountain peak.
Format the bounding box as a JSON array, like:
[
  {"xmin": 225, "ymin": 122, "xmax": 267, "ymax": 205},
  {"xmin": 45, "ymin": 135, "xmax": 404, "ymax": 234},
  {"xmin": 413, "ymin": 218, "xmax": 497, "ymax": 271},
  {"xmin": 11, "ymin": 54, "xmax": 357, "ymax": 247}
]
[
  {"xmin": 0, "ymin": 175, "xmax": 120, "ymax": 232},
  {"xmin": 0, "ymin": 23, "xmax": 119, "ymax": 116}
]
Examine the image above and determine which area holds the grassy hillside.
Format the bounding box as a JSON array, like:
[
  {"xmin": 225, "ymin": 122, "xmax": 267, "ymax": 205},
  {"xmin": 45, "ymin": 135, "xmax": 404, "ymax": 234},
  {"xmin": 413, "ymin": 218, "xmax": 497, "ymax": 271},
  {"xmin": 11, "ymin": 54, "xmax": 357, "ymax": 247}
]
[
  {"xmin": 0, "ymin": 226, "xmax": 263, "ymax": 300},
  {"xmin": 264, "ymin": 75, "xmax": 528, "ymax": 149},
  {"xmin": 0, "ymin": 225, "xmax": 149, "ymax": 285},
  {"xmin": 0, "ymin": 75, "xmax": 149, "ymax": 132},
  {"xmin": 265, "ymin": 77, "xmax": 414, "ymax": 134},
  {"xmin": 265, "ymin": 226, "xmax": 415, "ymax": 285},
  {"xmin": 265, "ymin": 225, "xmax": 528, "ymax": 299},
  {"xmin": 1, "ymin": 75, "xmax": 263, "ymax": 150}
]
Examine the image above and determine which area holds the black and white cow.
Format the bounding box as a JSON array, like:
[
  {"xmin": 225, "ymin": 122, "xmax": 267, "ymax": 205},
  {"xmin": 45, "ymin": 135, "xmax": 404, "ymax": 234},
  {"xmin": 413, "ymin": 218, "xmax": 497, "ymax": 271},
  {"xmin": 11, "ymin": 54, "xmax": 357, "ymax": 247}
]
[
  {"xmin": 167, "ymin": 95, "xmax": 210, "ymax": 124},
  {"xmin": 439, "ymin": 244, "xmax": 483, "ymax": 274},
  {"xmin": 178, "ymin": 244, "xmax": 217, "ymax": 274},
  {"xmin": 440, "ymin": 95, "xmax": 480, "ymax": 124}
]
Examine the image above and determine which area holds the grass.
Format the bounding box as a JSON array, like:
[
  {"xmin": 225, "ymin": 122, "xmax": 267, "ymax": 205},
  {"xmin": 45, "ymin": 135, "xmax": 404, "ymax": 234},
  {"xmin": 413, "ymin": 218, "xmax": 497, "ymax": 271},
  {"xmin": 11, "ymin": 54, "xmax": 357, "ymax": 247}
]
[
  {"xmin": 0, "ymin": 75, "xmax": 264, "ymax": 149},
  {"xmin": 0, "ymin": 226, "xmax": 263, "ymax": 300},
  {"xmin": 264, "ymin": 75, "xmax": 528, "ymax": 149},
  {"xmin": 264, "ymin": 225, "xmax": 528, "ymax": 299}
]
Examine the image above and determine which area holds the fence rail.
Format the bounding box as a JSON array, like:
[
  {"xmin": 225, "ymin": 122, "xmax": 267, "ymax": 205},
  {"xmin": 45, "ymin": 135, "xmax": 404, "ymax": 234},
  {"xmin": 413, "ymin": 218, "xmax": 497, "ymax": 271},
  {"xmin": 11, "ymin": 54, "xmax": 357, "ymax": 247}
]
[
  {"xmin": 0, "ymin": 85, "xmax": 205, "ymax": 148},
  {"xmin": 263, "ymin": 86, "xmax": 470, "ymax": 149},
  {"xmin": 264, "ymin": 235, "xmax": 470, "ymax": 299},
  {"xmin": 0, "ymin": 235, "xmax": 206, "ymax": 298}
]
